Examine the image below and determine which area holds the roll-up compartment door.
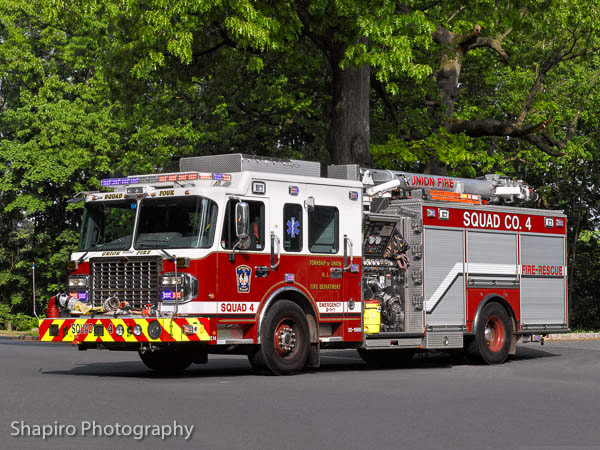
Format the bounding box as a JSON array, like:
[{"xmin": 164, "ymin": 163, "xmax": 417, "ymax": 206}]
[
  {"xmin": 520, "ymin": 234, "xmax": 566, "ymax": 325},
  {"xmin": 467, "ymin": 231, "xmax": 518, "ymax": 283},
  {"xmin": 424, "ymin": 228, "xmax": 464, "ymax": 326}
]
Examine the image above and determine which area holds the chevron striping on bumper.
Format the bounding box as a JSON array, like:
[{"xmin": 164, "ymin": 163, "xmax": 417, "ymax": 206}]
[{"xmin": 39, "ymin": 318, "xmax": 211, "ymax": 343}]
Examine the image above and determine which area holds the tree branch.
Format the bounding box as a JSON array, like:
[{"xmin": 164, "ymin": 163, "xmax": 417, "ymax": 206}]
[
  {"xmin": 516, "ymin": 56, "xmax": 562, "ymax": 125},
  {"xmin": 447, "ymin": 6, "xmax": 465, "ymax": 23},
  {"xmin": 193, "ymin": 40, "xmax": 229, "ymax": 58},
  {"xmin": 192, "ymin": 23, "xmax": 263, "ymax": 59},
  {"xmin": 372, "ymin": 76, "xmax": 398, "ymax": 123},
  {"xmin": 463, "ymin": 10, "xmax": 526, "ymax": 62},
  {"xmin": 432, "ymin": 25, "xmax": 459, "ymax": 46},
  {"xmin": 521, "ymin": 134, "xmax": 564, "ymax": 156},
  {"xmin": 517, "ymin": 41, "xmax": 599, "ymax": 126},
  {"xmin": 459, "ymin": 24, "xmax": 481, "ymax": 49},
  {"xmin": 465, "ymin": 36, "xmax": 508, "ymax": 62},
  {"xmin": 296, "ymin": 2, "xmax": 334, "ymax": 57},
  {"xmin": 564, "ymin": 70, "xmax": 600, "ymax": 145},
  {"xmin": 447, "ymin": 118, "xmax": 564, "ymax": 156}
]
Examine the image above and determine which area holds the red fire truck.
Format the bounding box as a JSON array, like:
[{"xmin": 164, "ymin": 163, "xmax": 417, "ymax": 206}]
[{"xmin": 39, "ymin": 154, "xmax": 569, "ymax": 374}]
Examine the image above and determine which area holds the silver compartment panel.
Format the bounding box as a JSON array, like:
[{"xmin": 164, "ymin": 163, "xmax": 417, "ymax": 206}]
[
  {"xmin": 424, "ymin": 228, "xmax": 465, "ymax": 326},
  {"xmin": 425, "ymin": 331, "xmax": 463, "ymax": 349},
  {"xmin": 520, "ymin": 235, "xmax": 566, "ymax": 325},
  {"xmin": 180, "ymin": 154, "xmax": 321, "ymax": 177}
]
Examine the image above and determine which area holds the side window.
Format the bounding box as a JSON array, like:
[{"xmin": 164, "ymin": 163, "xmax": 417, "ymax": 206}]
[
  {"xmin": 283, "ymin": 204, "xmax": 302, "ymax": 252},
  {"xmin": 221, "ymin": 199, "xmax": 265, "ymax": 251},
  {"xmin": 308, "ymin": 206, "xmax": 339, "ymax": 254}
]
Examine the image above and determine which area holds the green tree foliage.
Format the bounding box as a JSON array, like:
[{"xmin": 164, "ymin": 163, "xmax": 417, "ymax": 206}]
[
  {"xmin": 0, "ymin": 0, "xmax": 598, "ymax": 328},
  {"xmin": 101, "ymin": 0, "xmax": 434, "ymax": 165},
  {"xmin": 372, "ymin": 1, "xmax": 600, "ymax": 174},
  {"xmin": 0, "ymin": 0, "xmax": 121, "ymax": 313}
]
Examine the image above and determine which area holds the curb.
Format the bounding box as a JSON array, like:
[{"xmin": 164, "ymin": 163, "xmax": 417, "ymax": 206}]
[
  {"xmin": 3, "ymin": 333, "xmax": 598, "ymax": 343},
  {"xmin": 0, "ymin": 334, "xmax": 38, "ymax": 341},
  {"xmin": 545, "ymin": 332, "xmax": 600, "ymax": 342}
]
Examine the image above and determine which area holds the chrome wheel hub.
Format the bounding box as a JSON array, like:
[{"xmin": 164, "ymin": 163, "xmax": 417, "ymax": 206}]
[{"xmin": 277, "ymin": 326, "xmax": 296, "ymax": 352}]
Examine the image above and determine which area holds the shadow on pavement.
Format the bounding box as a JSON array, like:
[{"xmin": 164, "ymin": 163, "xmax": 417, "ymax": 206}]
[
  {"xmin": 42, "ymin": 360, "xmax": 257, "ymax": 379},
  {"xmin": 40, "ymin": 344, "xmax": 559, "ymax": 379},
  {"xmin": 511, "ymin": 344, "xmax": 561, "ymax": 361}
]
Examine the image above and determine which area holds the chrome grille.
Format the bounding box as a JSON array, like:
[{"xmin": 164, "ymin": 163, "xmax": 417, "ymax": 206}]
[{"xmin": 91, "ymin": 258, "xmax": 161, "ymax": 308}]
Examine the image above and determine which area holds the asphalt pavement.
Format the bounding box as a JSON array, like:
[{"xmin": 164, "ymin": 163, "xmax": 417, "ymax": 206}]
[{"xmin": 1, "ymin": 338, "xmax": 599, "ymax": 450}]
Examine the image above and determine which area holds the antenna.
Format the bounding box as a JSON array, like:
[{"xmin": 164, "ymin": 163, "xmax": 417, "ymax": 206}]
[{"xmin": 32, "ymin": 261, "xmax": 38, "ymax": 319}]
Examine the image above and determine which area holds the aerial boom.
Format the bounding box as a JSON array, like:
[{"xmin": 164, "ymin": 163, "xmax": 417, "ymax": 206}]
[{"xmin": 328, "ymin": 165, "xmax": 536, "ymax": 203}]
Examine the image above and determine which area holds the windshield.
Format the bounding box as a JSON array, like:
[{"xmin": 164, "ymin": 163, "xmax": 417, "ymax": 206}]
[
  {"xmin": 134, "ymin": 197, "xmax": 218, "ymax": 249},
  {"xmin": 79, "ymin": 200, "xmax": 137, "ymax": 251}
]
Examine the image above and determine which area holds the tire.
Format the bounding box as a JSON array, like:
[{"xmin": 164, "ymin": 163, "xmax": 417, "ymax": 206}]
[
  {"xmin": 357, "ymin": 348, "xmax": 415, "ymax": 368},
  {"xmin": 256, "ymin": 300, "xmax": 310, "ymax": 375},
  {"xmin": 138, "ymin": 348, "xmax": 193, "ymax": 374},
  {"xmin": 466, "ymin": 302, "xmax": 512, "ymax": 365},
  {"xmin": 247, "ymin": 349, "xmax": 266, "ymax": 372}
]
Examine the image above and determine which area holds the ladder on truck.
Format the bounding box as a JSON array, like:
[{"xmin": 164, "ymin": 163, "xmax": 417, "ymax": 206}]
[{"xmin": 327, "ymin": 164, "xmax": 536, "ymax": 207}]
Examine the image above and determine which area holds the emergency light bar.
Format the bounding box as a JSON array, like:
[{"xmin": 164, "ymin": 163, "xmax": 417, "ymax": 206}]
[
  {"xmin": 428, "ymin": 190, "xmax": 481, "ymax": 205},
  {"xmin": 101, "ymin": 172, "xmax": 232, "ymax": 187}
]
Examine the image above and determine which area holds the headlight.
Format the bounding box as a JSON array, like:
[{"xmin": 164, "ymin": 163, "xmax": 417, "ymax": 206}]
[
  {"xmin": 133, "ymin": 324, "xmax": 142, "ymax": 336},
  {"xmin": 148, "ymin": 321, "xmax": 162, "ymax": 340},
  {"xmin": 159, "ymin": 272, "xmax": 198, "ymax": 303},
  {"xmin": 115, "ymin": 325, "xmax": 124, "ymax": 336},
  {"xmin": 68, "ymin": 275, "xmax": 89, "ymax": 288},
  {"xmin": 161, "ymin": 275, "xmax": 184, "ymax": 285}
]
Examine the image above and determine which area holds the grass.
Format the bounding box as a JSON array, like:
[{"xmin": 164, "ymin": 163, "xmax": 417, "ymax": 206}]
[{"xmin": 0, "ymin": 329, "xmax": 38, "ymax": 336}]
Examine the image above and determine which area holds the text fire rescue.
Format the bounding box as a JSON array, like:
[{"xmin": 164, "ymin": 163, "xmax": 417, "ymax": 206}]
[{"xmin": 463, "ymin": 211, "xmax": 531, "ymax": 231}]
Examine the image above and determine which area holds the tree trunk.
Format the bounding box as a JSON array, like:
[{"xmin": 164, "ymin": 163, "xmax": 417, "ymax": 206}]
[
  {"xmin": 427, "ymin": 24, "xmax": 484, "ymax": 175},
  {"xmin": 438, "ymin": 53, "xmax": 462, "ymax": 118},
  {"xmin": 326, "ymin": 45, "xmax": 371, "ymax": 166}
]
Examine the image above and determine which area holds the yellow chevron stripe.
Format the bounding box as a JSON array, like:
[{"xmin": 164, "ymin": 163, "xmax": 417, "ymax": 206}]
[{"xmin": 39, "ymin": 318, "xmax": 210, "ymax": 342}]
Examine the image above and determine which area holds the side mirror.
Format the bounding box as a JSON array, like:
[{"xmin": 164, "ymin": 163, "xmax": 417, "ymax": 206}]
[
  {"xmin": 304, "ymin": 196, "xmax": 315, "ymax": 212},
  {"xmin": 235, "ymin": 201, "xmax": 250, "ymax": 240}
]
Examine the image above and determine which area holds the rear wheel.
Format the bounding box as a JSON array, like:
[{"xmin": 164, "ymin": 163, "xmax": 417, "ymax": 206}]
[
  {"xmin": 255, "ymin": 300, "xmax": 310, "ymax": 375},
  {"xmin": 357, "ymin": 348, "xmax": 416, "ymax": 368},
  {"xmin": 138, "ymin": 348, "xmax": 193, "ymax": 374},
  {"xmin": 466, "ymin": 302, "xmax": 512, "ymax": 364}
]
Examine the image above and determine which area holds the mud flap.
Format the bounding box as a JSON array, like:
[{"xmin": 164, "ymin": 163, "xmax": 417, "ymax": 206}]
[
  {"xmin": 306, "ymin": 343, "xmax": 320, "ymax": 369},
  {"xmin": 509, "ymin": 332, "xmax": 517, "ymax": 356},
  {"xmin": 509, "ymin": 317, "xmax": 517, "ymax": 356}
]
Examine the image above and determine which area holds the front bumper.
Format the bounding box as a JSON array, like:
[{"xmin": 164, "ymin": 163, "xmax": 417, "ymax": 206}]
[{"xmin": 39, "ymin": 317, "xmax": 211, "ymax": 343}]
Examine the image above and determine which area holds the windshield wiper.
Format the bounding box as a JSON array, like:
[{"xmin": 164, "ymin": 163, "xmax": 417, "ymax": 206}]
[
  {"xmin": 159, "ymin": 248, "xmax": 176, "ymax": 261},
  {"xmin": 136, "ymin": 241, "xmax": 176, "ymax": 250}
]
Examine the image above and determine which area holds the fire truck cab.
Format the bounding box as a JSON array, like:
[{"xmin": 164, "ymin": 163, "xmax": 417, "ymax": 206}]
[{"xmin": 39, "ymin": 154, "xmax": 569, "ymax": 374}]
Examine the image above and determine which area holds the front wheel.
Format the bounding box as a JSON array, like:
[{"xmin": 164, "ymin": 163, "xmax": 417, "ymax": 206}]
[
  {"xmin": 138, "ymin": 348, "xmax": 193, "ymax": 374},
  {"xmin": 255, "ymin": 300, "xmax": 310, "ymax": 375},
  {"xmin": 466, "ymin": 302, "xmax": 512, "ymax": 364}
]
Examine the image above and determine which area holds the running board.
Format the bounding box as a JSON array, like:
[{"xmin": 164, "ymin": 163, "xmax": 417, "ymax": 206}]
[
  {"xmin": 364, "ymin": 337, "xmax": 423, "ymax": 348},
  {"xmin": 366, "ymin": 332, "xmax": 424, "ymax": 339}
]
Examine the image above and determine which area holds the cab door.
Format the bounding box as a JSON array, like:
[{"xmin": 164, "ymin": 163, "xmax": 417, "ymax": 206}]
[
  {"xmin": 340, "ymin": 195, "xmax": 363, "ymax": 342},
  {"xmin": 217, "ymin": 197, "xmax": 270, "ymax": 319}
]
